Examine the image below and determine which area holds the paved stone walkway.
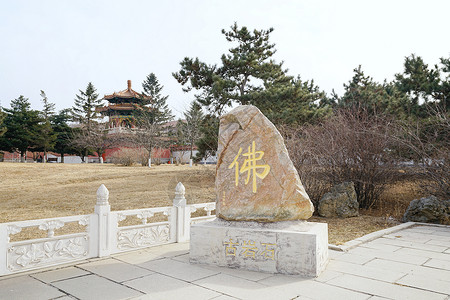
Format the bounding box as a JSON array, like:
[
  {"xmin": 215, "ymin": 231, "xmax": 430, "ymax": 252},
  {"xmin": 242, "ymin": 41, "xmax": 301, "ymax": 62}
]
[{"xmin": 0, "ymin": 224, "xmax": 449, "ymax": 300}]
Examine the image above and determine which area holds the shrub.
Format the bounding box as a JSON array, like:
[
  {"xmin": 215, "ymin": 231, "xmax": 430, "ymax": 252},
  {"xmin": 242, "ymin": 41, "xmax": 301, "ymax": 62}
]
[
  {"xmin": 110, "ymin": 148, "xmax": 149, "ymax": 166},
  {"xmin": 283, "ymin": 109, "xmax": 398, "ymax": 209},
  {"xmin": 395, "ymin": 105, "xmax": 449, "ymax": 200}
]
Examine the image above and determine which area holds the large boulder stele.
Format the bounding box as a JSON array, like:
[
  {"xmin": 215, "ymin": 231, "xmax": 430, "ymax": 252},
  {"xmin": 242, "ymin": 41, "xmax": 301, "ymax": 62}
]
[
  {"xmin": 318, "ymin": 182, "xmax": 359, "ymax": 218},
  {"xmin": 215, "ymin": 105, "xmax": 314, "ymax": 222},
  {"xmin": 403, "ymin": 196, "xmax": 450, "ymax": 224}
]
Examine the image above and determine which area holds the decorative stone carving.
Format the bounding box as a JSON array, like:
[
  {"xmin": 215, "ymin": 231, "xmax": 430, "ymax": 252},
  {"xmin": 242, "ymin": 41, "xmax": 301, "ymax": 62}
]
[
  {"xmin": 117, "ymin": 213, "xmax": 127, "ymax": 222},
  {"xmin": 38, "ymin": 220, "xmax": 65, "ymax": 238},
  {"xmin": 173, "ymin": 182, "xmax": 186, "ymax": 207},
  {"xmin": 7, "ymin": 225, "xmax": 22, "ymax": 242},
  {"xmin": 216, "ymin": 105, "xmax": 314, "ymax": 222},
  {"xmin": 117, "ymin": 225, "xmax": 170, "ymax": 250},
  {"xmin": 8, "ymin": 235, "xmax": 88, "ymax": 271},
  {"xmin": 403, "ymin": 196, "xmax": 450, "ymax": 224},
  {"xmin": 204, "ymin": 203, "xmax": 216, "ymax": 216},
  {"xmin": 137, "ymin": 210, "xmax": 154, "ymax": 225},
  {"xmin": 96, "ymin": 184, "xmax": 109, "ymax": 205},
  {"xmin": 318, "ymin": 182, "xmax": 359, "ymax": 218}
]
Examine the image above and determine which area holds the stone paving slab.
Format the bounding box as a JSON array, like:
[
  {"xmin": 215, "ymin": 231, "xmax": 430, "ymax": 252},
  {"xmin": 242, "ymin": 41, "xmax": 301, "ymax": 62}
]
[
  {"xmin": 365, "ymin": 258, "xmax": 450, "ymax": 282},
  {"xmin": 368, "ymin": 237, "xmax": 449, "ymax": 252},
  {"xmin": 258, "ymin": 275, "xmax": 372, "ymax": 300},
  {"xmin": 396, "ymin": 273, "xmax": 450, "ymax": 295},
  {"xmin": 124, "ymin": 273, "xmax": 221, "ymax": 300},
  {"xmin": 326, "ymin": 274, "xmax": 447, "ymax": 300},
  {"xmin": 52, "ymin": 274, "xmax": 143, "ymax": 300},
  {"xmin": 31, "ymin": 266, "xmax": 90, "ymax": 283},
  {"xmin": 77, "ymin": 258, "xmax": 154, "ymax": 283},
  {"xmin": 0, "ymin": 223, "xmax": 449, "ymax": 300},
  {"xmin": 138, "ymin": 257, "xmax": 220, "ymax": 282},
  {"xmin": 326, "ymin": 260, "xmax": 406, "ymax": 283},
  {"xmin": 0, "ymin": 275, "xmax": 65, "ymax": 299}
]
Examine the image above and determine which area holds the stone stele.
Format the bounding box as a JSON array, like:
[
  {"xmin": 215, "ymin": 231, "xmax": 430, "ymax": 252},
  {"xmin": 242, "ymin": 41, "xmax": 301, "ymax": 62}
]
[{"xmin": 216, "ymin": 105, "xmax": 314, "ymax": 222}]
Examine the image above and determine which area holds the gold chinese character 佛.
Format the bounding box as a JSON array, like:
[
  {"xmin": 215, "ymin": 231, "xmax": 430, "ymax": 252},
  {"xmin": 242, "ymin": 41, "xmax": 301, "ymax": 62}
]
[{"xmin": 228, "ymin": 141, "xmax": 270, "ymax": 193}]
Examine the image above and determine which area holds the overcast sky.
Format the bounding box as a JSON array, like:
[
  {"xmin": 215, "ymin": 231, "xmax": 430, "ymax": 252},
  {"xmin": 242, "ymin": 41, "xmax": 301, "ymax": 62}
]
[{"xmin": 1, "ymin": 0, "xmax": 449, "ymax": 118}]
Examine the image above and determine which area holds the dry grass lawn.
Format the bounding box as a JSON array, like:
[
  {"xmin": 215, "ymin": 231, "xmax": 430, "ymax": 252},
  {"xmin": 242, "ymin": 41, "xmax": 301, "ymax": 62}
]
[
  {"xmin": 0, "ymin": 163, "xmax": 216, "ymax": 223},
  {"xmin": 0, "ymin": 163, "xmax": 423, "ymax": 245}
]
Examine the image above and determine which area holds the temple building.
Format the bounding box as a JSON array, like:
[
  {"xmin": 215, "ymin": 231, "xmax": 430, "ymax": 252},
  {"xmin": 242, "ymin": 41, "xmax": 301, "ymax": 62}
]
[{"xmin": 99, "ymin": 80, "xmax": 151, "ymax": 130}]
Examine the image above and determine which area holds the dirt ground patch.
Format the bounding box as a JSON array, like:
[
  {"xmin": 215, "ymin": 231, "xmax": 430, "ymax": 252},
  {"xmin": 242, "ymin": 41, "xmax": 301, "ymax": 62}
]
[{"xmin": 0, "ymin": 163, "xmax": 423, "ymax": 244}]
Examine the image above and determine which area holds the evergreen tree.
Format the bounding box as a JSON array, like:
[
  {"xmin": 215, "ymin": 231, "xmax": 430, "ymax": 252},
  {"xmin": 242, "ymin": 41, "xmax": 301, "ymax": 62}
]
[
  {"xmin": 72, "ymin": 82, "xmax": 101, "ymax": 132},
  {"xmin": 71, "ymin": 82, "xmax": 102, "ymax": 161},
  {"xmin": 0, "ymin": 107, "xmax": 6, "ymax": 137},
  {"xmin": 173, "ymin": 23, "xmax": 288, "ymax": 114},
  {"xmin": 36, "ymin": 90, "xmax": 57, "ymax": 162},
  {"xmin": 173, "ymin": 23, "xmax": 329, "ymax": 127},
  {"xmin": 0, "ymin": 96, "xmax": 42, "ymax": 162},
  {"xmin": 435, "ymin": 56, "xmax": 450, "ymax": 111},
  {"xmin": 395, "ymin": 54, "xmax": 441, "ymax": 117},
  {"xmin": 126, "ymin": 73, "xmax": 174, "ymax": 166},
  {"xmin": 141, "ymin": 73, "xmax": 174, "ymax": 124},
  {"xmin": 195, "ymin": 114, "xmax": 219, "ymax": 161},
  {"xmin": 339, "ymin": 66, "xmax": 408, "ymax": 118},
  {"xmin": 178, "ymin": 101, "xmax": 204, "ymax": 159},
  {"xmin": 50, "ymin": 109, "xmax": 75, "ymax": 163},
  {"xmin": 257, "ymin": 76, "xmax": 330, "ymax": 125}
]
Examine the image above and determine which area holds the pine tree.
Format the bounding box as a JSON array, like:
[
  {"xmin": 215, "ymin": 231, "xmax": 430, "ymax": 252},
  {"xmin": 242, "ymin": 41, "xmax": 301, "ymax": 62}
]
[
  {"xmin": 395, "ymin": 54, "xmax": 441, "ymax": 117},
  {"xmin": 0, "ymin": 96, "xmax": 42, "ymax": 162},
  {"xmin": 50, "ymin": 109, "xmax": 75, "ymax": 163},
  {"xmin": 37, "ymin": 90, "xmax": 57, "ymax": 162},
  {"xmin": 126, "ymin": 73, "xmax": 174, "ymax": 166},
  {"xmin": 71, "ymin": 82, "xmax": 102, "ymax": 161},
  {"xmin": 178, "ymin": 101, "xmax": 204, "ymax": 159},
  {"xmin": 141, "ymin": 73, "xmax": 174, "ymax": 124},
  {"xmin": 173, "ymin": 23, "xmax": 328, "ymax": 126},
  {"xmin": 173, "ymin": 23, "xmax": 288, "ymax": 114},
  {"xmin": 0, "ymin": 107, "xmax": 6, "ymax": 137},
  {"xmin": 257, "ymin": 76, "xmax": 330, "ymax": 125},
  {"xmin": 194, "ymin": 114, "xmax": 219, "ymax": 161},
  {"xmin": 339, "ymin": 66, "xmax": 407, "ymax": 118},
  {"xmin": 72, "ymin": 82, "xmax": 101, "ymax": 132}
]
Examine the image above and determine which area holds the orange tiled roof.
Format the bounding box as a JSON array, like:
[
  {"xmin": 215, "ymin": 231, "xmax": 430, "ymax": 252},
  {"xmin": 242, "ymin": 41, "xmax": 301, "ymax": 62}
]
[{"xmin": 104, "ymin": 80, "xmax": 151, "ymax": 101}]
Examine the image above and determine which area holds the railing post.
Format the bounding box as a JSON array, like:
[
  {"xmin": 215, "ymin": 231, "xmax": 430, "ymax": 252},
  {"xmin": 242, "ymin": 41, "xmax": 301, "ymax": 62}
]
[
  {"xmin": 95, "ymin": 184, "xmax": 112, "ymax": 257},
  {"xmin": 173, "ymin": 182, "xmax": 190, "ymax": 242}
]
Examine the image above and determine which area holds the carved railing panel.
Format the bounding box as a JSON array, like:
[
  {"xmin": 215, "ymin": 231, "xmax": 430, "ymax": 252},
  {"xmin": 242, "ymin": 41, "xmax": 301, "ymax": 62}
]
[
  {"xmin": 117, "ymin": 223, "xmax": 171, "ymax": 250},
  {"xmin": 113, "ymin": 207, "xmax": 176, "ymax": 252},
  {"xmin": 7, "ymin": 233, "xmax": 89, "ymax": 272}
]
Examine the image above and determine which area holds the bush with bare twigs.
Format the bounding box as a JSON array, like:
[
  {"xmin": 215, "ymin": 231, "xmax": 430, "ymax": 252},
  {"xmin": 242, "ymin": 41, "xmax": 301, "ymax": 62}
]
[
  {"xmin": 109, "ymin": 148, "xmax": 149, "ymax": 166},
  {"xmin": 283, "ymin": 109, "xmax": 399, "ymax": 210},
  {"xmin": 395, "ymin": 105, "xmax": 449, "ymax": 200}
]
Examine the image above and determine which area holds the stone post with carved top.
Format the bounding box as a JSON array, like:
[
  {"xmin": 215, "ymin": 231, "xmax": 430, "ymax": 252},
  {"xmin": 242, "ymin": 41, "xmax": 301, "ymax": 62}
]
[
  {"xmin": 95, "ymin": 184, "xmax": 112, "ymax": 257},
  {"xmin": 173, "ymin": 182, "xmax": 190, "ymax": 242}
]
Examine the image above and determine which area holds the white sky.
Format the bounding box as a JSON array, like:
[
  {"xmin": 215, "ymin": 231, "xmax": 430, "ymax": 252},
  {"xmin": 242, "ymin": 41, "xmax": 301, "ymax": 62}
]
[{"xmin": 1, "ymin": 0, "xmax": 449, "ymax": 118}]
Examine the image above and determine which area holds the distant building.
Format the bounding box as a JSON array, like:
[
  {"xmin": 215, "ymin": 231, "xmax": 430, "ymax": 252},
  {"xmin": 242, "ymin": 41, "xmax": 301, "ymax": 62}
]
[{"xmin": 98, "ymin": 80, "xmax": 151, "ymax": 132}]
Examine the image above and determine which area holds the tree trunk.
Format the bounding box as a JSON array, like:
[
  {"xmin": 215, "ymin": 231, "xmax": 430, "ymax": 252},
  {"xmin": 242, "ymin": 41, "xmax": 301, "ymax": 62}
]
[
  {"xmin": 60, "ymin": 153, "xmax": 65, "ymax": 163},
  {"xmin": 20, "ymin": 151, "xmax": 25, "ymax": 163},
  {"xmin": 44, "ymin": 149, "xmax": 47, "ymax": 164}
]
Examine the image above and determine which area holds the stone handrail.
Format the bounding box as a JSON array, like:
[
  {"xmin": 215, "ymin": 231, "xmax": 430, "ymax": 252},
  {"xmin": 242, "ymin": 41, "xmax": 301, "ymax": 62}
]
[{"xmin": 0, "ymin": 182, "xmax": 215, "ymax": 277}]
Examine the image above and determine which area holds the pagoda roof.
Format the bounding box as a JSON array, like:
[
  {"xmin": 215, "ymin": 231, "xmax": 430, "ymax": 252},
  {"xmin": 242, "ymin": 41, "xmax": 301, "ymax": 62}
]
[
  {"xmin": 104, "ymin": 80, "xmax": 151, "ymax": 103},
  {"xmin": 97, "ymin": 103, "xmax": 151, "ymax": 113}
]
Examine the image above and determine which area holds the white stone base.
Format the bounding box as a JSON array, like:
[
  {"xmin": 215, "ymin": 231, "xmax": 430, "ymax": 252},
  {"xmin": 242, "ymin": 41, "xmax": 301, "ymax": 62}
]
[{"xmin": 190, "ymin": 219, "xmax": 328, "ymax": 277}]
